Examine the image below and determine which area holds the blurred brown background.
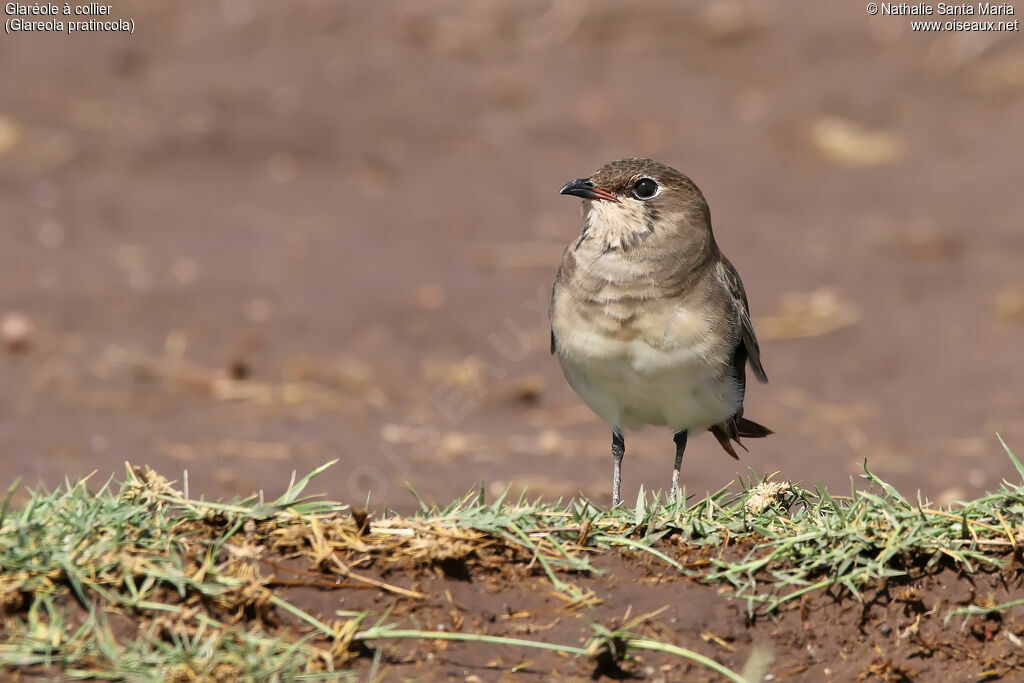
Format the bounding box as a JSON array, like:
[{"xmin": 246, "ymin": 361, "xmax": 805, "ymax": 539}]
[{"xmin": 2, "ymin": 1, "xmax": 1023, "ymax": 509}]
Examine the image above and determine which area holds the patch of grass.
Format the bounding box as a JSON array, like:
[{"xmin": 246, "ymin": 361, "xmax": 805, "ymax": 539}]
[
  {"xmin": 0, "ymin": 440, "xmax": 1022, "ymax": 678},
  {"xmin": 0, "ymin": 462, "xmax": 346, "ymax": 678}
]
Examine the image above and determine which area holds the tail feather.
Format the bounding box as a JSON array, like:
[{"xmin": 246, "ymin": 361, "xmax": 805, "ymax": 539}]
[
  {"xmin": 737, "ymin": 417, "xmax": 773, "ymax": 439},
  {"xmin": 709, "ymin": 417, "xmax": 772, "ymax": 460}
]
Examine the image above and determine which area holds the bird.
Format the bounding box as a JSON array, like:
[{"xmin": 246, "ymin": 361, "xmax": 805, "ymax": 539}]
[{"xmin": 549, "ymin": 157, "xmax": 771, "ymax": 506}]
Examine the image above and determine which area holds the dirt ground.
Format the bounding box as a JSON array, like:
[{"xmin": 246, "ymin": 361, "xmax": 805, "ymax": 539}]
[
  {"xmin": 22, "ymin": 529, "xmax": 1024, "ymax": 681},
  {"xmin": 2, "ymin": 3, "xmax": 1024, "ymax": 675},
  {"xmin": 294, "ymin": 541, "xmax": 1024, "ymax": 681}
]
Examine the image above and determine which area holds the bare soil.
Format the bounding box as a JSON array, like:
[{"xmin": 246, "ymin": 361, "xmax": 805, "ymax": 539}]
[
  {"xmin": 311, "ymin": 547, "xmax": 1024, "ymax": 681},
  {"xmin": 10, "ymin": 533, "xmax": 1024, "ymax": 681}
]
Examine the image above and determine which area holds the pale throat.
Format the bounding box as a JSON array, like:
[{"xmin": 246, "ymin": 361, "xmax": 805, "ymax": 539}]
[{"xmin": 579, "ymin": 199, "xmax": 653, "ymax": 253}]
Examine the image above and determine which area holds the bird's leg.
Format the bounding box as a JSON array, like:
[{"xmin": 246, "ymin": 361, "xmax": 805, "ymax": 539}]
[
  {"xmin": 670, "ymin": 430, "xmax": 688, "ymax": 501},
  {"xmin": 611, "ymin": 427, "xmax": 625, "ymax": 506}
]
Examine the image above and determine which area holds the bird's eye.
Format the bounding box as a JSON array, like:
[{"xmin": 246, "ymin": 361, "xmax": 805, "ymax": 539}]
[{"xmin": 632, "ymin": 178, "xmax": 659, "ymax": 200}]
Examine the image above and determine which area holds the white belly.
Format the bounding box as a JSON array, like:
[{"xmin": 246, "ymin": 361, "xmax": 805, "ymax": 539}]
[{"xmin": 554, "ymin": 305, "xmax": 739, "ymax": 432}]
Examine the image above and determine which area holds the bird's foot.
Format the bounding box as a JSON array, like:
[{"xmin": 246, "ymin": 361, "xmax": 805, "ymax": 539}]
[{"xmin": 669, "ymin": 472, "xmax": 681, "ymax": 503}]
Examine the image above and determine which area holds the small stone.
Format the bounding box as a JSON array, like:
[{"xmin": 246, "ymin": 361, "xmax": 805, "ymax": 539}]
[
  {"xmin": 510, "ymin": 374, "xmax": 545, "ymax": 405},
  {"xmin": 1, "ymin": 312, "xmax": 34, "ymax": 353},
  {"xmin": 227, "ymin": 357, "xmax": 251, "ymax": 380},
  {"xmin": 811, "ymin": 117, "xmax": 905, "ymax": 167}
]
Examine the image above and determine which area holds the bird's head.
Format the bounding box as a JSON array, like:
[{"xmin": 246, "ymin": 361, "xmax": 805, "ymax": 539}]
[{"xmin": 559, "ymin": 157, "xmax": 715, "ymax": 255}]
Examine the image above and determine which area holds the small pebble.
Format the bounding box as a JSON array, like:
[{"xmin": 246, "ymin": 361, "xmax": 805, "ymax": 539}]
[{"xmin": 1, "ymin": 312, "xmax": 33, "ymax": 353}]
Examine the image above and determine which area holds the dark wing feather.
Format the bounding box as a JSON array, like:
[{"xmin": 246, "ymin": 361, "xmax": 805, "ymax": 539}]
[
  {"xmin": 549, "ymin": 268, "xmax": 561, "ymax": 356},
  {"xmin": 707, "ymin": 258, "xmax": 772, "ymax": 459},
  {"xmin": 549, "ymin": 270, "xmax": 560, "ymax": 355},
  {"xmin": 718, "ymin": 258, "xmax": 768, "ymax": 384}
]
